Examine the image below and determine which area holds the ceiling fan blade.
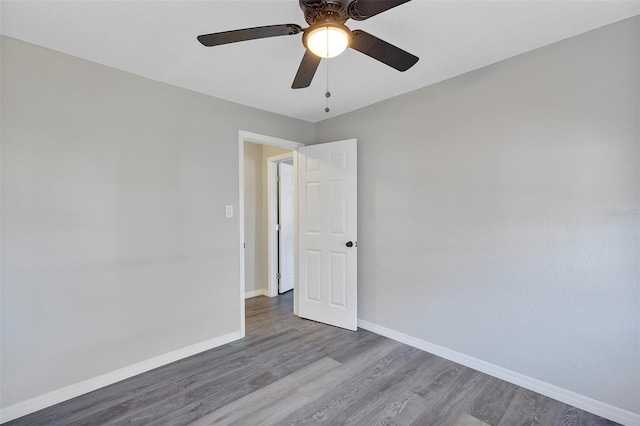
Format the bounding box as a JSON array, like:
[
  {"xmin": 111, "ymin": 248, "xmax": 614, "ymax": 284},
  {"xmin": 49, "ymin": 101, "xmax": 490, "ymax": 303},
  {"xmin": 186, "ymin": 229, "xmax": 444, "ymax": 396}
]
[
  {"xmin": 198, "ymin": 24, "xmax": 303, "ymax": 47},
  {"xmin": 348, "ymin": 0, "xmax": 412, "ymax": 20},
  {"xmin": 292, "ymin": 50, "xmax": 321, "ymax": 89},
  {"xmin": 350, "ymin": 30, "xmax": 418, "ymax": 71}
]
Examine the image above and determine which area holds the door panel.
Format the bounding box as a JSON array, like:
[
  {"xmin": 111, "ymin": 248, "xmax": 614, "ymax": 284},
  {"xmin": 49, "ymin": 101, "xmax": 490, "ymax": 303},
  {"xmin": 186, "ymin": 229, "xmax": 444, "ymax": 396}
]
[
  {"xmin": 330, "ymin": 181, "xmax": 347, "ymax": 234},
  {"xmin": 298, "ymin": 139, "xmax": 357, "ymax": 331},
  {"xmin": 306, "ymin": 250, "xmax": 322, "ymax": 302},
  {"xmin": 306, "ymin": 182, "xmax": 322, "ymax": 233},
  {"xmin": 330, "ymin": 252, "xmax": 347, "ymax": 308}
]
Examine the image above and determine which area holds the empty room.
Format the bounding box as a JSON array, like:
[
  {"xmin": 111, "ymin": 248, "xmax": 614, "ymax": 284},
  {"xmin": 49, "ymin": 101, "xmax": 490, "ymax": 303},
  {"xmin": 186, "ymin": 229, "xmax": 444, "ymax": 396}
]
[{"xmin": 1, "ymin": 0, "xmax": 638, "ymax": 425}]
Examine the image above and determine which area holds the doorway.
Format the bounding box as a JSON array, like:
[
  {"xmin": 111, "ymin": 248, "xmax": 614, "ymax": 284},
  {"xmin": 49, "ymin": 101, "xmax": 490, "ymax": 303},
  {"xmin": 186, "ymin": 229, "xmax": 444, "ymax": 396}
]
[
  {"xmin": 267, "ymin": 154, "xmax": 295, "ymax": 296},
  {"xmin": 239, "ymin": 132, "xmax": 358, "ymax": 335},
  {"xmin": 238, "ymin": 131, "xmax": 304, "ymax": 337}
]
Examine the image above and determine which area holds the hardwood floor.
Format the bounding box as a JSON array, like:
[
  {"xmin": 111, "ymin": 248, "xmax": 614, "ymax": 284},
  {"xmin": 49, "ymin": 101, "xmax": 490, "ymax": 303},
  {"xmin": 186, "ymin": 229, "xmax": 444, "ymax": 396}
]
[{"xmin": 7, "ymin": 292, "xmax": 619, "ymax": 425}]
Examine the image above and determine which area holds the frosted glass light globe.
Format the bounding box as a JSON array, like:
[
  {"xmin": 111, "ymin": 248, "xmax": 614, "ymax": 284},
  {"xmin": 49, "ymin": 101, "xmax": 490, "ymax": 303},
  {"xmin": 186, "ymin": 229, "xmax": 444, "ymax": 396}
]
[{"xmin": 304, "ymin": 23, "xmax": 351, "ymax": 58}]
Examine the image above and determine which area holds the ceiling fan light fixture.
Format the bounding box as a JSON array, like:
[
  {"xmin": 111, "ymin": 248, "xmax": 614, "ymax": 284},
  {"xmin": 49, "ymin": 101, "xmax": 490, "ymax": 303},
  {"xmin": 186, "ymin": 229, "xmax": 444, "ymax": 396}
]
[
  {"xmin": 197, "ymin": 0, "xmax": 419, "ymax": 89},
  {"xmin": 303, "ymin": 21, "xmax": 352, "ymax": 58}
]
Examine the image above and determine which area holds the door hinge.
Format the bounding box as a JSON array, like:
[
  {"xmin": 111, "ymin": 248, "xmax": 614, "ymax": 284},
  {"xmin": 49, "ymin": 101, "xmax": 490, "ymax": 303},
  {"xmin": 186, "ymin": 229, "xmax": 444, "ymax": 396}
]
[
  {"xmin": 277, "ymin": 175, "xmax": 281, "ymax": 182},
  {"xmin": 277, "ymin": 273, "xmax": 281, "ymax": 280},
  {"xmin": 276, "ymin": 224, "xmax": 280, "ymax": 231}
]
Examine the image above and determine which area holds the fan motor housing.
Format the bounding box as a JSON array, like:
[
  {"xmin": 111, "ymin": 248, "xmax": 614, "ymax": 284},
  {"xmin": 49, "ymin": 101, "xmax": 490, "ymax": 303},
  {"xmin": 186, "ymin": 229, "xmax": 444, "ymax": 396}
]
[{"xmin": 299, "ymin": 0, "xmax": 354, "ymax": 24}]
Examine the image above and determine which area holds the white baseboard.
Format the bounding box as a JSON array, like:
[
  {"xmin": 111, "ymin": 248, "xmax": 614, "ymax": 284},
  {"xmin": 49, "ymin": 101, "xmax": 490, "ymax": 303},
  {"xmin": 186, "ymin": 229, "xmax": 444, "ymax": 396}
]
[
  {"xmin": 0, "ymin": 330, "xmax": 242, "ymax": 424},
  {"xmin": 357, "ymin": 319, "xmax": 639, "ymax": 426},
  {"xmin": 245, "ymin": 289, "xmax": 268, "ymax": 299}
]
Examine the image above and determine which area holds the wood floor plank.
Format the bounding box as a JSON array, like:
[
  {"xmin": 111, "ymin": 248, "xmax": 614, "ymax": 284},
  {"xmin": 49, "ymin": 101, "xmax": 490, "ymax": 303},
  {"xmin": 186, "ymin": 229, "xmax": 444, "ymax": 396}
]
[
  {"xmin": 66, "ymin": 327, "xmax": 321, "ymax": 425},
  {"xmin": 189, "ymin": 357, "xmax": 340, "ymax": 425},
  {"xmin": 466, "ymin": 374, "xmax": 519, "ymax": 425},
  {"xmin": 245, "ymin": 339, "xmax": 405, "ymax": 426},
  {"xmin": 498, "ymin": 387, "xmax": 566, "ymax": 426},
  {"xmin": 409, "ymin": 366, "xmax": 486, "ymax": 425},
  {"xmin": 339, "ymin": 352, "xmax": 466, "ymax": 425},
  {"xmin": 411, "ymin": 355, "xmax": 469, "ymax": 399},
  {"xmin": 115, "ymin": 326, "xmax": 343, "ymax": 425},
  {"xmin": 150, "ymin": 326, "xmax": 395, "ymax": 425},
  {"xmin": 327, "ymin": 329, "xmax": 388, "ymax": 363},
  {"xmin": 18, "ymin": 328, "xmax": 297, "ymax": 425},
  {"xmin": 6, "ymin": 291, "xmax": 623, "ymax": 426},
  {"xmin": 338, "ymin": 351, "xmax": 434, "ymax": 425},
  {"xmin": 368, "ymin": 391, "xmax": 430, "ymax": 426},
  {"xmin": 295, "ymin": 338, "xmax": 402, "ymax": 398},
  {"xmin": 454, "ymin": 413, "xmax": 492, "ymax": 426},
  {"xmin": 278, "ymin": 345, "xmax": 427, "ymax": 425}
]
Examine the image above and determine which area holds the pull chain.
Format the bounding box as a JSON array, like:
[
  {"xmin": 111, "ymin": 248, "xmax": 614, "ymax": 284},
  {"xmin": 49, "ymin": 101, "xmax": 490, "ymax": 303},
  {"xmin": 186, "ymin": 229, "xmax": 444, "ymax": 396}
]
[{"xmin": 325, "ymin": 26, "xmax": 331, "ymax": 113}]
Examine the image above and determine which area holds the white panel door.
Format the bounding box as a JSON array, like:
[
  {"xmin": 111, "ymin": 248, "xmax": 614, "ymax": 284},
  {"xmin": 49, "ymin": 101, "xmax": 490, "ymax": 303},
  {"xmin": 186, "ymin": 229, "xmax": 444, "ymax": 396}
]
[
  {"xmin": 278, "ymin": 162, "xmax": 295, "ymax": 293},
  {"xmin": 298, "ymin": 139, "xmax": 357, "ymax": 331}
]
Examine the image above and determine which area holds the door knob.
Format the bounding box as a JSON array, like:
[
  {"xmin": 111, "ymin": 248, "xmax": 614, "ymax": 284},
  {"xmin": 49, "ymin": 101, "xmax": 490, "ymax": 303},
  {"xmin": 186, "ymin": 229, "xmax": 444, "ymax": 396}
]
[{"xmin": 346, "ymin": 241, "xmax": 354, "ymax": 248}]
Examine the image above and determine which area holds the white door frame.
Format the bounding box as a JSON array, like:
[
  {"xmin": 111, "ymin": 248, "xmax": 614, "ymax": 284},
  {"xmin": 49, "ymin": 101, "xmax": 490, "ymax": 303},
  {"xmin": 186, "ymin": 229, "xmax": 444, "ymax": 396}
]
[
  {"xmin": 238, "ymin": 131, "xmax": 304, "ymax": 337},
  {"xmin": 266, "ymin": 152, "xmax": 294, "ymax": 298}
]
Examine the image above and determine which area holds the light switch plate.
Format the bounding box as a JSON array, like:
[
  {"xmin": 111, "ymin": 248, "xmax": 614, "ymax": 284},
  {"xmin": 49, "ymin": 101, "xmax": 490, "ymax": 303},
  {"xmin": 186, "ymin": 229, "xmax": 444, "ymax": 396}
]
[{"xmin": 225, "ymin": 205, "xmax": 233, "ymax": 218}]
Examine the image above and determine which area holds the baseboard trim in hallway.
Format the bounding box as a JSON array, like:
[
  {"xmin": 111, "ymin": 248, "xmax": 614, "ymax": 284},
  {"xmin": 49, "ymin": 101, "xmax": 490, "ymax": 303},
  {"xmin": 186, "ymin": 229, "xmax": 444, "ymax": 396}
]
[
  {"xmin": 357, "ymin": 319, "xmax": 639, "ymax": 426},
  {"xmin": 245, "ymin": 289, "xmax": 268, "ymax": 298},
  {"xmin": 0, "ymin": 331, "xmax": 242, "ymax": 424}
]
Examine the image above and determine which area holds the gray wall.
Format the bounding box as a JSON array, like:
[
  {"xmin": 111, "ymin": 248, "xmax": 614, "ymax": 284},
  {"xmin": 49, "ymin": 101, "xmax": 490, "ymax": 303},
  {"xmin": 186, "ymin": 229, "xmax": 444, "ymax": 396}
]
[
  {"xmin": 315, "ymin": 17, "xmax": 639, "ymax": 414},
  {"xmin": 243, "ymin": 142, "xmax": 265, "ymax": 294},
  {"xmin": 0, "ymin": 36, "xmax": 313, "ymax": 408}
]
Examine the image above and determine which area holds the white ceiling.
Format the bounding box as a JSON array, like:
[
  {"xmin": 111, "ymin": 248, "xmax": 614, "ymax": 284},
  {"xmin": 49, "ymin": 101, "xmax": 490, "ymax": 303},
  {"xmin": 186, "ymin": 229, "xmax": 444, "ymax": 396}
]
[{"xmin": 2, "ymin": 0, "xmax": 638, "ymax": 123}]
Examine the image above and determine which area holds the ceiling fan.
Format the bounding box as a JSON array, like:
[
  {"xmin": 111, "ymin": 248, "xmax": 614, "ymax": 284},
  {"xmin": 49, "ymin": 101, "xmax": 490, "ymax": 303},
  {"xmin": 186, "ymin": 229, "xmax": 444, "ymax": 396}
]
[{"xmin": 197, "ymin": 0, "xmax": 419, "ymax": 89}]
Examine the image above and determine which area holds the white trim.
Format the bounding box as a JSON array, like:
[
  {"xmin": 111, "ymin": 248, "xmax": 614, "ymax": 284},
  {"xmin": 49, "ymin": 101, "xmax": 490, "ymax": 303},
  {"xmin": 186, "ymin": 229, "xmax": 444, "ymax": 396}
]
[
  {"xmin": 239, "ymin": 131, "xmax": 304, "ymax": 150},
  {"xmin": 245, "ymin": 289, "xmax": 268, "ymax": 299},
  {"xmin": 238, "ymin": 131, "xmax": 304, "ymax": 335},
  {"xmin": 292, "ymin": 150, "xmax": 300, "ymax": 316},
  {"xmin": 238, "ymin": 137, "xmax": 246, "ymax": 338},
  {"xmin": 357, "ymin": 319, "xmax": 639, "ymax": 426},
  {"xmin": 267, "ymin": 152, "xmax": 294, "ymax": 298},
  {"xmin": 0, "ymin": 331, "xmax": 242, "ymax": 424}
]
